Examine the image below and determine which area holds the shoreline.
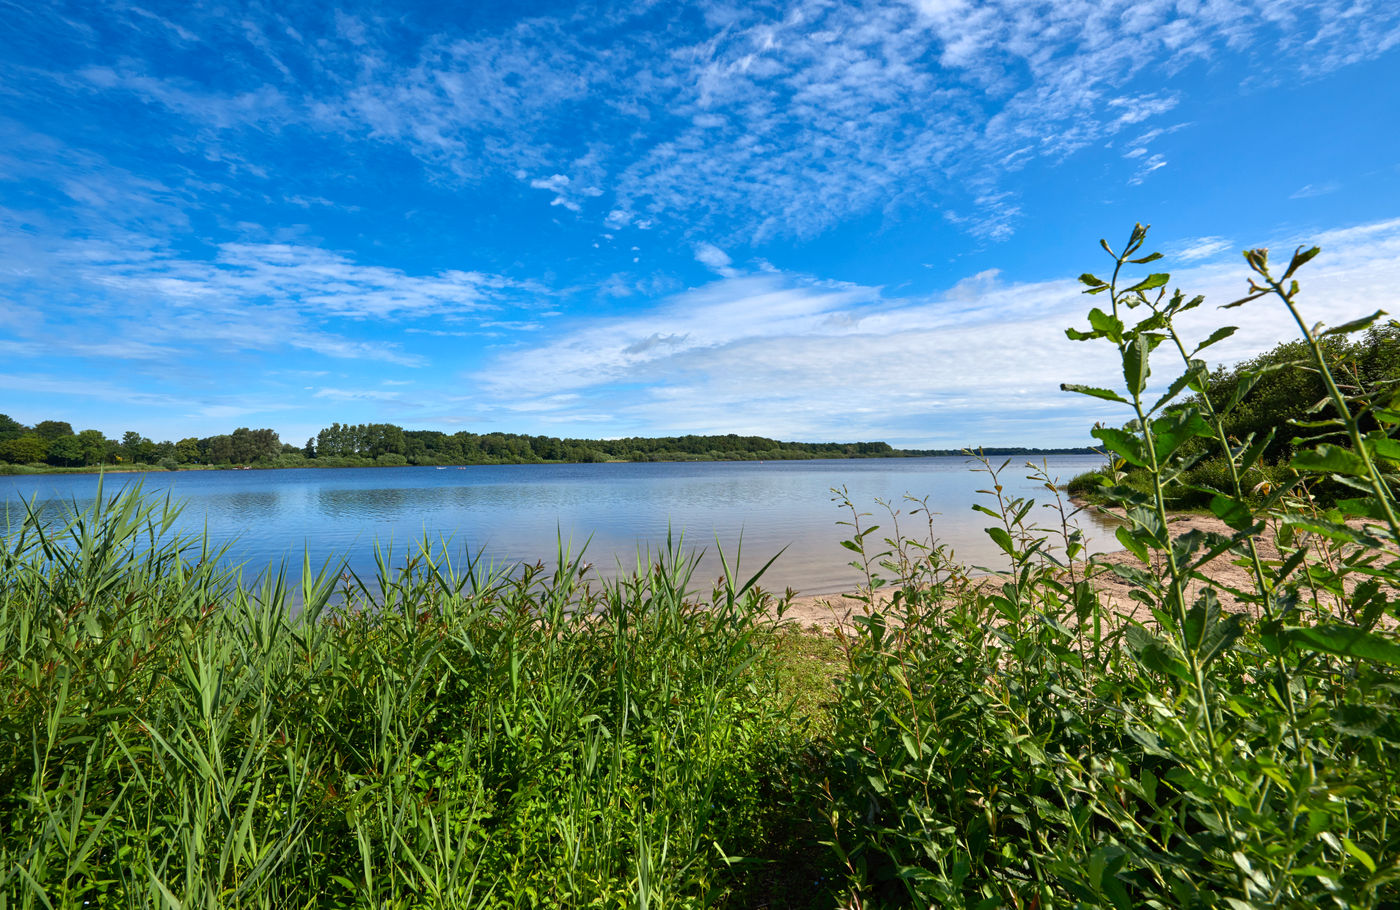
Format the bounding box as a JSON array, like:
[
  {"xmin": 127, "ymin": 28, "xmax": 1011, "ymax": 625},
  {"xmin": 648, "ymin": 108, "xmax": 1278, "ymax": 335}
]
[
  {"xmin": 772, "ymin": 508, "xmax": 1384, "ymax": 633},
  {"xmin": 0, "ymin": 449, "xmax": 1102, "ymax": 477}
]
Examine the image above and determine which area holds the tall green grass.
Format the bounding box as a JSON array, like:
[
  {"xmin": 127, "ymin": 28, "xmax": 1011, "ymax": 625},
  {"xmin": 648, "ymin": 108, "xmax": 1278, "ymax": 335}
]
[{"xmin": 0, "ymin": 482, "xmax": 813, "ymax": 908}]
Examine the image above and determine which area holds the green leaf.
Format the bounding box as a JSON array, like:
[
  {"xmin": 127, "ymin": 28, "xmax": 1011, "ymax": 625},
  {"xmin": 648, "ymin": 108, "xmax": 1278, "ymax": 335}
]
[
  {"xmin": 1321, "ymin": 309, "xmax": 1386, "ymax": 336},
  {"xmin": 1115, "ymin": 525, "xmax": 1151, "ymax": 563},
  {"xmin": 1088, "ymin": 307, "xmax": 1123, "ymax": 342},
  {"xmin": 1065, "ymin": 326, "xmax": 1096, "ymax": 341},
  {"xmin": 1209, "ymin": 494, "xmax": 1256, "ymax": 532},
  {"xmin": 1362, "ymin": 433, "xmax": 1400, "ymax": 461},
  {"xmin": 1283, "ymin": 245, "xmax": 1320, "ymax": 278},
  {"xmin": 1123, "ymin": 335, "xmax": 1150, "ymax": 396},
  {"xmin": 1092, "ymin": 426, "xmax": 1147, "ymax": 467},
  {"xmin": 1151, "ymin": 362, "xmax": 1207, "ymax": 413},
  {"xmin": 1336, "ymin": 497, "xmax": 1389, "ymax": 520},
  {"xmin": 1060, "ymin": 383, "xmax": 1128, "ymax": 404},
  {"xmin": 1125, "ymin": 626, "xmax": 1191, "ymax": 681},
  {"xmin": 1281, "ymin": 623, "xmax": 1400, "ymax": 667},
  {"xmin": 1079, "ymin": 272, "xmax": 1107, "ymax": 288},
  {"xmin": 1125, "ymin": 273, "xmax": 1170, "ymax": 293},
  {"xmin": 1292, "ymin": 444, "xmax": 1368, "ymax": 477},
  {"xmin": 1128, "ymin": 251, "xmax": 1164, "ymax": 264},
  {"xmin": 986, "ymin": 526, "xmax": 1016, "ymax": 556},
  {"xmin": 1236, "ymin": 428, "xmax": 1275, "ymax": 472},
  {"xmin": 1150, "ymin": 409, "xmax": 1212, "ymax": 461},
  {"xmin": 1192, "ymin": 325, "xmax": 1238, "ymax": 355},
  {"xmin": 1277, "ymin": 513, "xmax": 1369, "ymax": 544}
]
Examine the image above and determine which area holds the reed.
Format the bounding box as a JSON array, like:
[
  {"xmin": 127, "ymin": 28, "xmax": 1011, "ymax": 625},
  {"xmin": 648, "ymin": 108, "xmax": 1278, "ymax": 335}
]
[{"xmin": 0, "ymin": 481, "xmax": 808, "ymax": 907}]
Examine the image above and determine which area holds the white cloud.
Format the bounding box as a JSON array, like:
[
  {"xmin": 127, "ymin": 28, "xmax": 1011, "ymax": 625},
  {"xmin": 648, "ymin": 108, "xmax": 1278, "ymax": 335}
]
[
  {"xmin": 1128, "ymin": 153, "xmax": 1169, "ymax": 185},
  {"xmin": 1172, "ymin": 236, "xmax": 1234, "ymax": 262},
  {"xmin": 1291, "ymin": 181, "xmax": 1342, "ymax": 199},
  {"xmin": 693, "ymin": 242, "xmax": 737, "ymax": 276},
  {"xmin": 47, "ymin": 0, "xmax": 1397, "ymax": 244},
  {"xmin": 0, "ymin": 220, "xmax": 556, "ymax": 369},
  {"xmin": 465, "ymin": 217, "xmax": 1400, "ymax": 446},
  {"xmin": 313, "ymin": 387, "xmax": 405, "ymax": 402}
]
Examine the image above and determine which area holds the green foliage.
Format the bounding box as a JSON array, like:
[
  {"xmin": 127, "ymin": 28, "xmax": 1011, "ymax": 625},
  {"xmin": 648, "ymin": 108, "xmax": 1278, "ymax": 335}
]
[
  {"xmin": 1075, "ymin": 320, "xmax": 1400, "ymax": 508},
  {"xmin": 0, "ymin": 483, "xmax": 809, "ymax": 907},
  {"xmin": 818, "ymin": 227, "xmax": 1400, "ymax": 907}
]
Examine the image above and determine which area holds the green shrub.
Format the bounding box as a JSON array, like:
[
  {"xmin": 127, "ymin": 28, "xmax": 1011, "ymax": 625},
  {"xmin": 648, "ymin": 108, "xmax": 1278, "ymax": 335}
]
[{"xmin": 819, "ymin": 228, "xmax": 1400, "ymax": 908}]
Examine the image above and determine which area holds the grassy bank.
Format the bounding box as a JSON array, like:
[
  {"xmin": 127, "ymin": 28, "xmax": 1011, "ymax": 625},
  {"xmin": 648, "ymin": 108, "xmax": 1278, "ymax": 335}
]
[{"xmin": 4, "ymin": 226, "xmax": 1400, "ymax": 907}]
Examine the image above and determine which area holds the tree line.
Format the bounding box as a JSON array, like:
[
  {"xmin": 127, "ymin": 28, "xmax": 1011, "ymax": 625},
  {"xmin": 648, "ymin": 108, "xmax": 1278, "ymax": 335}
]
[
  {"xmin": 0, "ymin": 418, "xmax": 285, "ymax": 469},
  {"xmin": 1, "ymin": 414, "xmax": 1097, "ymax": 471},
  {"xmin": 0, "ymin": 416, "xmax": 917, "ymax": 469},
  {"xmin": 309, "ymin": 423, "xmax": 905, "ymax": 466}
]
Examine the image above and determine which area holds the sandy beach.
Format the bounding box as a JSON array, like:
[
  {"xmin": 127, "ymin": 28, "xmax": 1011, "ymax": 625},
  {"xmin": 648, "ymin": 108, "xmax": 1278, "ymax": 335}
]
[{"xmin": 773, "ymin": 510, "xmax": 1390, "ymax": 633}]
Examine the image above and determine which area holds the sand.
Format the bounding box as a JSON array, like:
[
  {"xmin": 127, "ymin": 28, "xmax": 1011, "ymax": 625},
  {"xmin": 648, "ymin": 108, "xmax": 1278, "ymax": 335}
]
[{"xmin": 770, "ymin": 509, "xmax": 1393, "ymax": 634}]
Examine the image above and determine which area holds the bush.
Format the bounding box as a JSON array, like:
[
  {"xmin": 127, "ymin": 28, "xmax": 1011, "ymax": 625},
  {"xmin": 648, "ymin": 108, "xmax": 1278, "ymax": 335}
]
[{"xmin": 819, "ymin": 228, "xmax": 1400, "ymax": 907}]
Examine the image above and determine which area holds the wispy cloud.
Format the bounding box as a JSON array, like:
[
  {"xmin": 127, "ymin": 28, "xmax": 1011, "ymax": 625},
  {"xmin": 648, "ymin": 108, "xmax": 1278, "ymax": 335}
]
[
  {"xmin": 693, "ymin": 242, "xmax": 737, "ymax": 277},
  {"xmin": 1291, "ymin": 181, "xmax": 1342, "ymax": 199},
  {"xmin": 0, "ymin": 224, "xmax": 550, "ymax": 369},
  {"xmin": 1171, "ymin": 236, "xmax": 1235, "ymax": 262},
  {"xmin": 465, "ymin": 218, "xmax": 1400, "ymax": 445},
  {"xmin": 25, "ymin": 0, "xmax": 1396, "ymax": 244}
]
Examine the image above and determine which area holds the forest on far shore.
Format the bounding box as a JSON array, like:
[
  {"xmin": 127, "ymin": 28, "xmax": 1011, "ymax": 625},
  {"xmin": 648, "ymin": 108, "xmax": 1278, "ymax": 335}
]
[{"xmin": 0, "ymin": 415, "xmax": 1091, "ymax": 470}]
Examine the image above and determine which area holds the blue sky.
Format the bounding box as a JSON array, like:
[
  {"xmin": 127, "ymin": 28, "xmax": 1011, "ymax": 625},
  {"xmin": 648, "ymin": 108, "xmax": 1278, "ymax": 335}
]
[{"xmin": 2, "ymin": 0, "xmax": 1398, "ymax": 448}]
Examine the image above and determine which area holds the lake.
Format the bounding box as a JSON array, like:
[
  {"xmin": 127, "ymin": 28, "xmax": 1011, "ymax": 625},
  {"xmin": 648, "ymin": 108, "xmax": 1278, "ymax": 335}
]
[{"xmin": 1, "ymin": 456, "xmax": 1117, "ymax": 595}]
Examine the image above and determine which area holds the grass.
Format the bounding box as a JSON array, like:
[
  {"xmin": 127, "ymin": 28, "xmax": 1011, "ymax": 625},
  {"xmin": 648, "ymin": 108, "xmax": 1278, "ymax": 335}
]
[{"xmin": 3, "ymin": 225, "xmax": 1400, "ymax": 907}]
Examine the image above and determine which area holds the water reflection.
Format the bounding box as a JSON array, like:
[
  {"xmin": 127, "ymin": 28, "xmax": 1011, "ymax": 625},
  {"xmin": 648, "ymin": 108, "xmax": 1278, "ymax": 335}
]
[{"xmin": 2, "ymin": 457, "xmax": 1118, "ymax": 595}]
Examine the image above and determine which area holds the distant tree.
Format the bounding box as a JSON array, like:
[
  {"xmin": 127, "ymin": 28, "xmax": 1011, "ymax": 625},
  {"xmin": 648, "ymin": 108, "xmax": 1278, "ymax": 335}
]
[
  {"xmin": 0, "ymin": 435, "xmax": 47, "ymax": 464},
  {"xmin": 121, "ymin": 431, "xmax": 146, "ymax": 462},
  {"xmin": 0, "ymin": 415, "xmax": 23, "ymax": 441},
  {"xmin": 45, "ymin": 435, "xmax": 83, "ymax": 466},
  {"xmin": 303, "ymin": 437, "xmax": 316, "ymax": 458},
  {"xmin": 251, "ymin": 428, "xmax": 281, "ymax": 461},
  {"xmin": 77, "ymin": 429, "xmax": 108, "ymax": 466},
  {"xmin": 33, "ymin": 420, "xmax": 74, "ymax": 440},
  {"xmin": 175, "ymin": 437, "xmax": 201, "ymax": 464},
  {"xmin": 205, "ymin": 435, "xmax": 234, "ymax": 464}
]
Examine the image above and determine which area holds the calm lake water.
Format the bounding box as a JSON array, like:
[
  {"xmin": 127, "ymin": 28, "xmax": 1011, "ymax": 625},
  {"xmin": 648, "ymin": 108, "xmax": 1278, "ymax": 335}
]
[{"xmin": 2, "ymin": 456, "xmax": 1116, "ymax": 595}]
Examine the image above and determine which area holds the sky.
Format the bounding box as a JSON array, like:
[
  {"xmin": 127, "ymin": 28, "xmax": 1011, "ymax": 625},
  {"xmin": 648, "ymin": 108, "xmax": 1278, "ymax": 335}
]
[{"xmin": 1, "ymin": 0, "xmax": 1399, "ymax": 449}]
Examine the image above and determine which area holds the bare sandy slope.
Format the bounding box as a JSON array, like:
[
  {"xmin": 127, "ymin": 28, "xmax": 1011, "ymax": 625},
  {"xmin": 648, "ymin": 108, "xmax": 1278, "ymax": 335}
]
[{"xmin": 770, "ymin": 510, "xmax": 1391, "ymax": 634}]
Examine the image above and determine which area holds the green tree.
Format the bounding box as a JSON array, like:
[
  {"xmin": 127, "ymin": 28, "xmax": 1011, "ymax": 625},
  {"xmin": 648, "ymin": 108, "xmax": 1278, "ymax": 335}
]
[
  {"xmin": 120, "ymin": 431, "xmax": 146, "ymax": 463},
  {"xmin": 175, "ymin": 438, "xmax": 201, "ymax": 464},
  {"xmin": 0, "ymin": 414, "xmax": 23, "ymax": 441},
  {"xmin": 77, "ymin": 429, "xmax": 107, "ymax": 466},
  {"xmin": 205, "ymin": 435, "xmax": 234, "ymax": 464},
  {"xmin": 45, "ymin": 435, "xmax": 83, "ymax": 466},
  {"xmin": 33, "ymin": 420, "xmax": 74, "ymax": 440},
  {"xmin": 0, "ymin": 435, "xmax": 47, "ymax": 464}
]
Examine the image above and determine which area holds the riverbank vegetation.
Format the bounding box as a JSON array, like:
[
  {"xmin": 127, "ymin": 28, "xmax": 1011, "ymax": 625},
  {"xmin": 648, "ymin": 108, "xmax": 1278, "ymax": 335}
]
[
  {"xmin": 1068, "ymin": 322, "xmax": 1400, "ymax": 508},
  {"xmin": 3, "ymin": 227, "xmax": 1398, "ymax": 907}
]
